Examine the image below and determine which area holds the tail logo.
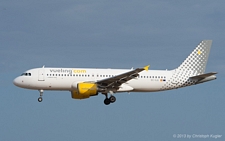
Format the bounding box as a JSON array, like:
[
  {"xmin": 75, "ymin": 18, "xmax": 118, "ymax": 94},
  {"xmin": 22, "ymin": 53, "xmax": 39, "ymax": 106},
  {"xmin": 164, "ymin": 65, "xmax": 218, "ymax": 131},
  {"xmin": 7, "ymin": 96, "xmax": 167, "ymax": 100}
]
[{"xmin": 197, "ymin": 50, "xmax": 202, "ymax": 55}]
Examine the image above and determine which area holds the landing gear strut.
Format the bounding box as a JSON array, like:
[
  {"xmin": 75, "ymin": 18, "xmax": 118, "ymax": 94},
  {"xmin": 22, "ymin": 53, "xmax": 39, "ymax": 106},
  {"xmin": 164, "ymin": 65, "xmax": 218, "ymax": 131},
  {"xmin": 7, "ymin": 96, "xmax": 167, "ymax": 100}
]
[
  {"xmin": 103, "ymin": 92, "xmax": 116, "ymax": 105},
  {"xmin": 38, "ymin": 89, "xmax": 43, "ymax": 102}
]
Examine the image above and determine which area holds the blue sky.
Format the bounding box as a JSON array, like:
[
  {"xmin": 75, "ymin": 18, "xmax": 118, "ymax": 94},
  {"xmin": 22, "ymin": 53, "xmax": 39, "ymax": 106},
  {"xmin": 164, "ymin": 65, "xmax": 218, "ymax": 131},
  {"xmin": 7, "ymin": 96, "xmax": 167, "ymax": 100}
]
[{"xmin": 0, "ymin": 1, "xmax": 224, "ymax": 140}]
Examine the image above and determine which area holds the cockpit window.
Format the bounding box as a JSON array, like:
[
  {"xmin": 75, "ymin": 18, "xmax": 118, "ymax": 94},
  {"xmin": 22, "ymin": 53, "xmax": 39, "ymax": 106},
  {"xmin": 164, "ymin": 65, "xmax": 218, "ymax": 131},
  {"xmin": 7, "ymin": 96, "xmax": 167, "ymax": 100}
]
[{"xmin": 21, "ymin": 73, "xmax": 31, "ymax": 76}]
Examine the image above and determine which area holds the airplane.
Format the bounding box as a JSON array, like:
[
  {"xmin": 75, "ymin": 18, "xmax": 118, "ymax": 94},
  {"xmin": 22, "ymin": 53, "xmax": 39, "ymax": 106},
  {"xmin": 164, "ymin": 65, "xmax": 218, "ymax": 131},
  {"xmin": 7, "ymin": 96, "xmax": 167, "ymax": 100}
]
[{"xmin": 13, "ymin": 40, "xmax": 217, "ymax": 105}]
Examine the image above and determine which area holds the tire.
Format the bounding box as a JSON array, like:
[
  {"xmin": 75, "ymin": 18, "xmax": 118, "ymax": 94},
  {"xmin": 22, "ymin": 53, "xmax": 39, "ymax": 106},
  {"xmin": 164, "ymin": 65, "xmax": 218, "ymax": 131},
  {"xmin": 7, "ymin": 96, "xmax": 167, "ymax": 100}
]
[
  {"xmin": 38, "ymin": 97, "xmax": 43, "ymax": 102},
  {"xmin": 109, "ymin": 96, "xmax": 116, "ymax": 103},
  {"xmin": 104, "ymin": 98, "xmax": 110, "ymax": 105}
]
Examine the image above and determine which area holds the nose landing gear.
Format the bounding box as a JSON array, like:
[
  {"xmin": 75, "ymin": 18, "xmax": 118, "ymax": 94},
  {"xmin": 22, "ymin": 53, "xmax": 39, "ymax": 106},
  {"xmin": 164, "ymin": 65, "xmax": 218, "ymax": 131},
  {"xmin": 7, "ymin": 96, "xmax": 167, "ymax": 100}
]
[{"xmin": 38, "ymin": 89, "xmax": 43, "ymax": 102}]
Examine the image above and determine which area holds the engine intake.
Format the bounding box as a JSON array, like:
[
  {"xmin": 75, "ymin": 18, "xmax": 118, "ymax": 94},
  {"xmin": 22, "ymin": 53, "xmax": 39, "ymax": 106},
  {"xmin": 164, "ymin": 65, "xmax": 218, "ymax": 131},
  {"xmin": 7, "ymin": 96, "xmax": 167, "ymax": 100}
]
[{"xmin": 71, "ymin": 82, "xmax": 98, "ymax": 99}]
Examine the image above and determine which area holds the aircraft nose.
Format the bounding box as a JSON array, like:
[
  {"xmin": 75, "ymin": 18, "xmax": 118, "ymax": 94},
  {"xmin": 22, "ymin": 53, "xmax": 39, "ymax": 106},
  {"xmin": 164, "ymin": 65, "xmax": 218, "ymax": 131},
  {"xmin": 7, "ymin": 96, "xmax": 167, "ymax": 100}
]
[{"xmin": 13, "ymin": 77, "xmax": 21, "ymax": 87}]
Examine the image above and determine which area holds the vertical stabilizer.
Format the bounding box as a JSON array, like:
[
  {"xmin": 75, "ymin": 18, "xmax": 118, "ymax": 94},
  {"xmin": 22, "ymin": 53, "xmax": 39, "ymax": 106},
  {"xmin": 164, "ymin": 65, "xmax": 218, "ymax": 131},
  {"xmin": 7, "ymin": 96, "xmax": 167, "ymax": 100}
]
[
  {"xmin": 162, "ymin": 40, "xmax": 214, "ymax": 90},
  {"xmin": 177, "ymin": 40, "xmax": 212, "ymax": 75}
]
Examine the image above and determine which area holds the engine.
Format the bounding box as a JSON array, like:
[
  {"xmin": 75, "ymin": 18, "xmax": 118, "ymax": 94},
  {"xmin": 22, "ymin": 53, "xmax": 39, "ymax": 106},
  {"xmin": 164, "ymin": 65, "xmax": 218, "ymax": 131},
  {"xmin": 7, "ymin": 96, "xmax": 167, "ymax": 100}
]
[{"xmin": 71, "ymin": 82, "xmax": 98, "ymax": 99}]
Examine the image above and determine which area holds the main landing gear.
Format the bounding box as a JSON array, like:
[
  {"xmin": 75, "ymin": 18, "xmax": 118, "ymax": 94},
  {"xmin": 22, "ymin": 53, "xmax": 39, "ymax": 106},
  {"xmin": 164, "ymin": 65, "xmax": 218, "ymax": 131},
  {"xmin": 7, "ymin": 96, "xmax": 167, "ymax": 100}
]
[
  {"xmin": 38, "ymin": 89, "xmax": 43, "ymax": 102},
  {"xmin": 103, "ymin": 92, "xmax": 116, "ymax": 105}
]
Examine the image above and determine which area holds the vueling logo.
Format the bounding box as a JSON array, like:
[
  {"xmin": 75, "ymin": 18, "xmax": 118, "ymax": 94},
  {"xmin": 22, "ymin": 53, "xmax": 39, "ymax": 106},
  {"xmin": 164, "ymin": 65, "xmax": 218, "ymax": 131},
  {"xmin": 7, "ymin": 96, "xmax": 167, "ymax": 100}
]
[{"xmin": 50, "ymin": 69, "xmax": 86, "ymax": 74}]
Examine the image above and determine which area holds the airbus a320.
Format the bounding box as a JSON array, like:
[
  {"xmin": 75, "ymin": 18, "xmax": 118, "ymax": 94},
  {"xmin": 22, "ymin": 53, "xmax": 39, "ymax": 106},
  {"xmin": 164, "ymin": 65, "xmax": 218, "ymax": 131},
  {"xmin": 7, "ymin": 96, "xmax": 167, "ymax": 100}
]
[{"xmin": 13, "ymin": 40, "xmax": 217, "ymax": 105}]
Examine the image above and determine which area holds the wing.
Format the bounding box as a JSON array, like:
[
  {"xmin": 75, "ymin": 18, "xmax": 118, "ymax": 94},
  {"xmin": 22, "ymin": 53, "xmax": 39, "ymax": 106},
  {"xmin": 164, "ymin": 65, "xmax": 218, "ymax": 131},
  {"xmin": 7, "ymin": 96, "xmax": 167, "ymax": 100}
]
[{"xmin": 97, "ymin": 65, "xmax": 149, "ymax": 93}]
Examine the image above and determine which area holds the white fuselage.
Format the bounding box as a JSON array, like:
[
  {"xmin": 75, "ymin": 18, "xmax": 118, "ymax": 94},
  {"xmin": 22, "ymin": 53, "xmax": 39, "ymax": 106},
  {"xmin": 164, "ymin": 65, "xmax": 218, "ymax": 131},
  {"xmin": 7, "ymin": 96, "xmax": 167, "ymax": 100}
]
[{"xmin": 13, "ymin": 67, "xmax": 173, "ymax": 92}]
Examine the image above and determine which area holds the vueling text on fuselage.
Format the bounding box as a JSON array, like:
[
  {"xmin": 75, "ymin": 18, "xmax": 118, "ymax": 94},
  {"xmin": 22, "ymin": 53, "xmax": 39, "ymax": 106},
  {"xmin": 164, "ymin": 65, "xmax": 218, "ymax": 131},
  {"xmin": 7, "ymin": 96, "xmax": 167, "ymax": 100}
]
[{"xmin": 50, "ymin": 69, "xmax": 86, "ymax": 74}]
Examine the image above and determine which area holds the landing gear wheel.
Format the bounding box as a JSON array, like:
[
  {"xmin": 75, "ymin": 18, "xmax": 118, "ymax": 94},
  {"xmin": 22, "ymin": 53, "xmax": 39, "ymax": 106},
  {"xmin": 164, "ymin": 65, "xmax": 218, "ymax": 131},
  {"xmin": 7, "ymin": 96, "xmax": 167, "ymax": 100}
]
[
  {"xmin": 38, "ymin": 97, "xmax": 43, "ymax": 102},
  {"xmin": 109, "ymin": 96, "xmax": 116, "ymax": 103},
  {"xmin": 104, "ymin": 98, "xmax": 110, "ymax": 105}
]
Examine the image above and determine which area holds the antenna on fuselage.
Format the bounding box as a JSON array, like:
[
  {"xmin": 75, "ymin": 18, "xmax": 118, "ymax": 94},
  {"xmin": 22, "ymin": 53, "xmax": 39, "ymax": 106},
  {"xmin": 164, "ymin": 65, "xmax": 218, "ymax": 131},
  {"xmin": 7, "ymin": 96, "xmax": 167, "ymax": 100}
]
[{"xmin": 42, "ymin": 65, "xmax": 45, "ymax": 68}]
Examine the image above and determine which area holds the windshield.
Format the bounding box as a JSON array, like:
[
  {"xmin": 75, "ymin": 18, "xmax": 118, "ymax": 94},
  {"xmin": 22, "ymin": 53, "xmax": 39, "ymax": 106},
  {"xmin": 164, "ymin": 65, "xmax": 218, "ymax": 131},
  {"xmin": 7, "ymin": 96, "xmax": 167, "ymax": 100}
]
[{"xmin": 21, "ymin": 73, "xmax": 31, "ymax": 76}]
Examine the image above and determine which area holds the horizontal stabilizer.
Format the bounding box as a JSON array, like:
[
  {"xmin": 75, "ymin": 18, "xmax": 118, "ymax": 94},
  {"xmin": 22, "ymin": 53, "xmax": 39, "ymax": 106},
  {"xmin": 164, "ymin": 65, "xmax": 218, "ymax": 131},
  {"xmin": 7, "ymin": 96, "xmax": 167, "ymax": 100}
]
[{"xmin": 190, "ymin": 72, "xmax": 217, "ymax": 84}]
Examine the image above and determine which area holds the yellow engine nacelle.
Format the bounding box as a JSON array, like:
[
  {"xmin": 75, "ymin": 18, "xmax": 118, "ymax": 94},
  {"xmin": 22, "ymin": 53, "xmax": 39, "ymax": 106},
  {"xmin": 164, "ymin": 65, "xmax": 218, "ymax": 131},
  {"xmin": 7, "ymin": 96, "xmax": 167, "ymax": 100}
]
[{"xmin": 71, "ymin": 83, "xmax": 98, "ymax": 99}]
